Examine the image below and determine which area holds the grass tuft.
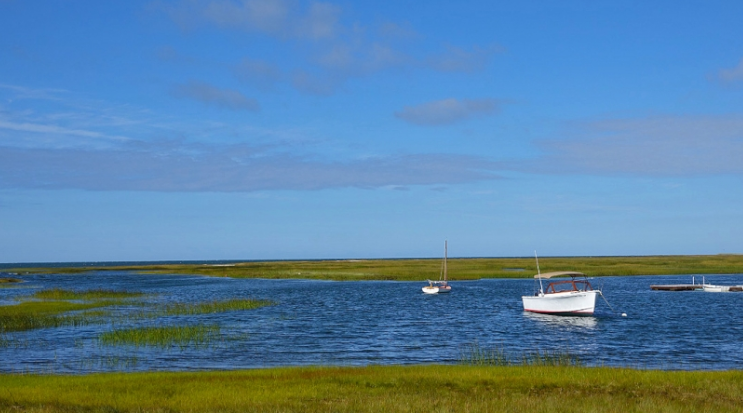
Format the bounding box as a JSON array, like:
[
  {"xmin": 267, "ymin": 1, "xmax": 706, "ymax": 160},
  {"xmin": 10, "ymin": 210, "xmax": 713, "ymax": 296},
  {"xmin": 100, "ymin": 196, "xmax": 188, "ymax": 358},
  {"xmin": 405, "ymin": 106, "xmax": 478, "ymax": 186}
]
[
  {"xmin": 31, "ymin": 288, "xmax": 145, "ymax": 300},
  {"xmin": 460, "ymin": 342, "xmax": 583, "ymax": 367},
  {"xmin": 98, "ymin": 325, "xmax": 221, "ymax": 349},
  {"xmin": 0, "ymin": 277, "xmax": 23, "ymax": 283},
  {"xmin": 0, "ymin": 301, "xmax": 115, "ymax": 333},
  {"xmin": 162, "ymin": 298, "xmax": 274, "ymax": 316}
]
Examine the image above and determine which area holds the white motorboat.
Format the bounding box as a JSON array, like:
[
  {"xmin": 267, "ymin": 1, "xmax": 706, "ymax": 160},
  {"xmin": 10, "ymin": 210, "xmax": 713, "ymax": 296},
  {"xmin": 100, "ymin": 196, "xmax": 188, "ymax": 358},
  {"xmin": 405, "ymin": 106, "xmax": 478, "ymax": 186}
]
[
  {"xmin": 521, "ymin": 254, "xmax": 598, "ymax": 315},
  {"xmin": 422, "ymin": 241, "xmax": 452, "ymax": 294}
]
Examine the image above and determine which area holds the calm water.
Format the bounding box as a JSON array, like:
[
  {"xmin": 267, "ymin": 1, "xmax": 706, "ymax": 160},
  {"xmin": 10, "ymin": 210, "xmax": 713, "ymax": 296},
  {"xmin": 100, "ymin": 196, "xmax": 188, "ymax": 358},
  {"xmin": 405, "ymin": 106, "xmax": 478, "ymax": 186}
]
[{"xmin": 2, "ymin": 271, "xmax": 743, "ymax": 373}]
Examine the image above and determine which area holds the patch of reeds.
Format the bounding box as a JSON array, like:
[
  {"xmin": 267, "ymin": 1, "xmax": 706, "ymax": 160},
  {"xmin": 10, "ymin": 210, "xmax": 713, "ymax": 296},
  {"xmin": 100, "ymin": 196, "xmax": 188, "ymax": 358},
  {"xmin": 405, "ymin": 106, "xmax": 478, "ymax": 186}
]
[
  {"xmin": 459, "ymin": 342, "xmax": 583, "ymax": 367},
  {"xmin": 0, "ymin": 277, "xmax": 23, "ymax": 283},
  {"xmin": 161, "ymin": 298, "xmax": 274, "ymax": 316},
  {"xmin": 0, "ymin": 301, "xmax": 113, "ymax": 333},
  {"xmin": 98, "ymin": 325, "xmax": 221, "ymax": 349},
  {"xmin": 31, "ymin": 288, "xmax": 144, "ymax": 300}
]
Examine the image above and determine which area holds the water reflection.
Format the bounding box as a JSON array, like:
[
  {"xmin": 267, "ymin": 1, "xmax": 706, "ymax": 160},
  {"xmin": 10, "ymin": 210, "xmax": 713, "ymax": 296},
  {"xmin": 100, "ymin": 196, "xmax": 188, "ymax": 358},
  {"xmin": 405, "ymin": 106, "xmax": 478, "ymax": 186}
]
[{"xmin": 523, "ymin": 312, "xmax": 598, "ymax": 329}]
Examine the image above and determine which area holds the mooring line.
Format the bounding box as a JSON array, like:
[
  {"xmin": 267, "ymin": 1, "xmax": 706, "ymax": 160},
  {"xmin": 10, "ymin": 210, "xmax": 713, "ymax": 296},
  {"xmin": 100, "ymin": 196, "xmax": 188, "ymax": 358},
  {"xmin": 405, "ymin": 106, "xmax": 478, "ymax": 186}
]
[{"xmin": 598, "ymin": 291, "xmax": 626, "ymax": 317}]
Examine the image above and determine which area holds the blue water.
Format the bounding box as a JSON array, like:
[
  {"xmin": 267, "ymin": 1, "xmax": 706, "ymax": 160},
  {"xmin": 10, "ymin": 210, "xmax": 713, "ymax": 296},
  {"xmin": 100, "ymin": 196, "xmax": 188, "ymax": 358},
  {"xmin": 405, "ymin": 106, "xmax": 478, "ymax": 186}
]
[{"xmin": 2, "ymin": 271, "xmax": 743, "ymax": 373}]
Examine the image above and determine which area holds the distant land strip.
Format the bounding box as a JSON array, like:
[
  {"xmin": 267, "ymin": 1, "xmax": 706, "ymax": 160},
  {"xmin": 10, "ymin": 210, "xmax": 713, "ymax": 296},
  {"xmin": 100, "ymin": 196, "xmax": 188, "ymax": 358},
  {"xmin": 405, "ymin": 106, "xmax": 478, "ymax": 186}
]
[{"xmin": 4, "ymin": 255, "xmax": 743, "ymax": 281}]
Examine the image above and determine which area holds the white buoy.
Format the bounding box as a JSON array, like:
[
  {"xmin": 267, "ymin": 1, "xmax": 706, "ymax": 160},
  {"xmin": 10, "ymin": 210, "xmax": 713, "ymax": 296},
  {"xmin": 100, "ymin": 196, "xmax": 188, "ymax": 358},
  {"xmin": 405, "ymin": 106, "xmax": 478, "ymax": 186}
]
[{"xmin": 621, "ymin": 313, "xmax": 627, "ymax": 317}]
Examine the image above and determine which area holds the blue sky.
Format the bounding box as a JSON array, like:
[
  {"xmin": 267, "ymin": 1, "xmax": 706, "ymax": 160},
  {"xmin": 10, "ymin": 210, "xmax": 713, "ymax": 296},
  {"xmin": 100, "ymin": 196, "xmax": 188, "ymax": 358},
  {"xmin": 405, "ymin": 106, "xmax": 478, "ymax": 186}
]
[{"xmin": 1, "ymin": 0, "xmax": 743, "ymax": 262}]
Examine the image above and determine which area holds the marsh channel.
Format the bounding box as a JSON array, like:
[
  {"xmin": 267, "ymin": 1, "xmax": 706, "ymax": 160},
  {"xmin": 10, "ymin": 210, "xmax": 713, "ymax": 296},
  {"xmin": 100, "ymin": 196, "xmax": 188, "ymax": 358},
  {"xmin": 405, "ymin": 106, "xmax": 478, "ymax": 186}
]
[{"xmin": 2, "ymin": 271, "xmax": 743, "ymax": 373}]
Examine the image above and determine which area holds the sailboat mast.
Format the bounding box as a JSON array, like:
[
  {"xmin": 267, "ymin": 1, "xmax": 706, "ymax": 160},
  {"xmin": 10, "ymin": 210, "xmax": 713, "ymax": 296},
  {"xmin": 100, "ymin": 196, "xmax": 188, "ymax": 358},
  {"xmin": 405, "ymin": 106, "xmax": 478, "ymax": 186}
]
[
  {"xmin": 535, "ymin": 250, "xmax": 543, "ymax": 294},
  {"xmin": 444, "ymin": 240, "xmax": 448, "ymax": 282}
]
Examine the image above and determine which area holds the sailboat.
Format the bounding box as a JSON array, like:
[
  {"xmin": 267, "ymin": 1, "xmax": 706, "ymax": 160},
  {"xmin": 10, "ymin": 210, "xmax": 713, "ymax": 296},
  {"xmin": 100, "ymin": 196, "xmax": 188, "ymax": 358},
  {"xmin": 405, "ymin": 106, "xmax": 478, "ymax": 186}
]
[{"xmin": 422, "ymin": 241, "xmax": 452, "ymax": 294}]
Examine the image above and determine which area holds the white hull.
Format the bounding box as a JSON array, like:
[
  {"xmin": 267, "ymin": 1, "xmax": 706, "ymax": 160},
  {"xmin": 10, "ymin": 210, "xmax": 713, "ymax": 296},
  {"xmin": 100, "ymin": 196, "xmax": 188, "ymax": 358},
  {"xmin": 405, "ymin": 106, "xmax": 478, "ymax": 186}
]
[
  {"xmin": 522, "ymin": 290, "xmax": 598, "ymax": 315},
  {"xmin": 422, "ymin": 285, "xmax": 451, "ymax": 294},
  {"xmin": 703, "ymin": 284, "xmax": 730, "ymax": 293}
]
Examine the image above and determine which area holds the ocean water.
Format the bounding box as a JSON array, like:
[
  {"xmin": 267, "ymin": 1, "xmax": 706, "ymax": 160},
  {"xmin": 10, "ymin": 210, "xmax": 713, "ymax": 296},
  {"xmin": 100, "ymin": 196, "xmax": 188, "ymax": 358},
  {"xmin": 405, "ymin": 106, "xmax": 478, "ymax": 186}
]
[{"xmin": 2, "ymin": 271, "xmax": 743, "ymax": 373}]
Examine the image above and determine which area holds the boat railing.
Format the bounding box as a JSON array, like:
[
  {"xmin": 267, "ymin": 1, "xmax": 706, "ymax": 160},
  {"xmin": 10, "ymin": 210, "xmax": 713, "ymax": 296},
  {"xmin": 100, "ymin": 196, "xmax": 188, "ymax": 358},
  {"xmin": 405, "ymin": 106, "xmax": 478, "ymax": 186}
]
[{"xmin": 545, "ymin": 279, "xmax": 593, "ymax": 293}]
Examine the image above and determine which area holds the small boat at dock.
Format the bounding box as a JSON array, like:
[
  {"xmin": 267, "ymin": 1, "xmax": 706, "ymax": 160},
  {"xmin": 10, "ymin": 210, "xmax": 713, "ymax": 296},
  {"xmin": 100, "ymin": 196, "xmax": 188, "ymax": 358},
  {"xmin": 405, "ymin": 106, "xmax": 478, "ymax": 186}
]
[
  {"xmin": 651, "ymin": 276, "xmax": 743, "ymax": 292},
  {"xmin": 702, "ymin": 276, "xmax": 732, "ymax": 292}
]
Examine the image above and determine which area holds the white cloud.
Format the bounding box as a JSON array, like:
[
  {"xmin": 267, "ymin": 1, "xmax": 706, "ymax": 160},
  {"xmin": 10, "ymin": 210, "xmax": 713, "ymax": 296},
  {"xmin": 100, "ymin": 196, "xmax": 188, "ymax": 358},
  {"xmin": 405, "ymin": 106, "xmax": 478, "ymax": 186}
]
[
  {"xmin": 160, "ymin": 1, "xmax": 501, "ymax": 96},
  {"xmin": 528, "ymin": 115, "xmax": 743, "ymax": 175},
  {"xmin": 718, "ymin": 58, "xmax": 743, "ymax": 83},
  {"xmin": 297, "ymin": 2, "xmax": 340, "ymax": 40},
  {"xmin": 163, "ymin": 0, "xmax": 337, "ymax": 40},
  {"xmin": 290, "ymin": 70, "xmax": 337, "ymax": 95},
  {"xmin": 0, "ymin": 143, "xmax": 499, "ymax": 191},
  {"xmin": 233, "ymin": 58, "xmax": 283, "ymax": 90},
  {"xmin": 427, "ymin": 44, "xmax": 504, "ymax": 73},
  {"xmin": 171, "ymin": 81, "xmax": 260, "ymax": 111},
  {"xmin": 0, "ymin": 120, "xmax": 130, "ymax": 143},
  {"xmin": 0, "ymin": 84, "xmax": 500, "ymax": 191},
  {"xmin": 395, "ymin": 98, "xmax": 501, "ymax": 126}
]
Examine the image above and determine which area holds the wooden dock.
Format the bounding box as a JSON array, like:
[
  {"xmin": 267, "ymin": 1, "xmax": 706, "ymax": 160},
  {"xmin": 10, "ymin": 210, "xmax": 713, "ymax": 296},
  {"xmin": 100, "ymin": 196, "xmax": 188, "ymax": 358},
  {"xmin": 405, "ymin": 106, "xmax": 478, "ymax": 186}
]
[
  {"xmin": 651, "ymin": 284, "xmax": 700, "ymax": 291},
  {"xmin": 651, "ymin": 284, "xmax": 743, "ymax": 292}
]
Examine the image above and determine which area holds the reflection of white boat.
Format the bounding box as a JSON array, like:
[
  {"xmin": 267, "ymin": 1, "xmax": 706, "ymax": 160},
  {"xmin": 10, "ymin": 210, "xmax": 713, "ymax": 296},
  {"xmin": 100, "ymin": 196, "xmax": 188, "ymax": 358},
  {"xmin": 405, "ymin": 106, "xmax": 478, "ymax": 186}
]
[
  {"xmin": 422, "ymin": 241, "xmax": 451, "ymax": 294},
  {"xmin": 524, "ymin": 311, "xmax": 598, "ymax": 328},
  {"xmin": 521, "ymin": 253, "xmax": 598, "ymax": 315}
]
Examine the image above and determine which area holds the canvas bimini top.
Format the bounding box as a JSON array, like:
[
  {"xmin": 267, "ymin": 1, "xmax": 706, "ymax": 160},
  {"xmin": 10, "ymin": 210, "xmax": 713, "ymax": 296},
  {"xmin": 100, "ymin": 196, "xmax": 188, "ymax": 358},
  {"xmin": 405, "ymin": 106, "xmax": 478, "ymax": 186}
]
[{"xmin": 533, "ymin": 271, "xmax": 586, "ymax": 279}]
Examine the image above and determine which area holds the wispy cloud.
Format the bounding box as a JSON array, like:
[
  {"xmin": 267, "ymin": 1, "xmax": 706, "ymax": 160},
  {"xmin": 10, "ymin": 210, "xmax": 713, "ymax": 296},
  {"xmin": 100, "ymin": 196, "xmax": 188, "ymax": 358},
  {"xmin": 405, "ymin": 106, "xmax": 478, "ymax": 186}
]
[
  {"xmin": 0, "ymin": 120, "xmax": 130, "ymax": 143},
  {"xmin": 171, "ymin": 81, "xmax": 260, "ymax": 111},
  {"xmin": 233, "ymin": 58, "xmax": 282, "ymax": 90},
  {"xmin": 0, "ymin": 83, "xmax": 499, "ymax": 191},
  {"xmin": 526, "ymin": 115, "xmax": 743, "ymax": 176},
  {"xmin": 0, "ymin": 143, "xmax": 499, "ymax": 191},
  {"xmin": 427, "ymin": 44, "xmax": 504, "ymax": 73},
  {"xmin": 718, "ymin": 58, "xmax": 743, "ymax": 83},
  {"xmin": 159, "ymin": 1, "xmax": 502, "ymax": 96},
  {"xmin": 395, "ymin": 98, "xmax": 501, "ymax": 126},
  {"xmin": 0, "ymin": 83, "xmax": 68, "ymax": 101},
  {"xmin": 161, "ymin": 0, "xmax": 339, "ymax": 40},
  {"xmin": 290, "ymin": 70, "xmax": 337, "ymax": 96}
]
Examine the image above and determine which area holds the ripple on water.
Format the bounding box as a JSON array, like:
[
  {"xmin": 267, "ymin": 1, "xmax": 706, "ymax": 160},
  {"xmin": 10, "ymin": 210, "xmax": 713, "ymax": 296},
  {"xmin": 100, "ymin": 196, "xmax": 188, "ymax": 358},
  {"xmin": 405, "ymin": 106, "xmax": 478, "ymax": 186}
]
[{"xmin": 2, "ymin": 272, "xmax": 743, "ymax": 372}]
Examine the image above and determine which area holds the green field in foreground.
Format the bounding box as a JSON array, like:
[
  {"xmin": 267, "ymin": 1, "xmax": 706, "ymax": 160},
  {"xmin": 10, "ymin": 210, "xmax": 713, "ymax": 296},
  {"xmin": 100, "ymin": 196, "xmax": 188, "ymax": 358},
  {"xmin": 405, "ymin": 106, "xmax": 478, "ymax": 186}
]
[
  {"xmin": 1, "ymin": 365, "xmax": 742, "ymax": 412},
  {"xmin": 8, "ymin": 254, "xmax": 743, "ymax": 281}
]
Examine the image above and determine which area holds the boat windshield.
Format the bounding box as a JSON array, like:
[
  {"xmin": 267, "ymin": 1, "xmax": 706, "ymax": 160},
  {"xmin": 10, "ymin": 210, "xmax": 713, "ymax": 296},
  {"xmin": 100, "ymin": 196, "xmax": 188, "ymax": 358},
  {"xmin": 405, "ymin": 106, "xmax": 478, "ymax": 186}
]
[{"xmin": 545, "ymin": 279, "xmax": 593, "ymax": 293}]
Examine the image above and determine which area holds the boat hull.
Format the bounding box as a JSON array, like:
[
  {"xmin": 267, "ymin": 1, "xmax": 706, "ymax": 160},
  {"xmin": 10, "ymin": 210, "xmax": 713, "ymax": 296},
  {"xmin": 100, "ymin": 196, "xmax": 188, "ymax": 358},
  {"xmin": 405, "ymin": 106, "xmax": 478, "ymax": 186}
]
[
  {"xmin": 522, "ymin": 291, "xmax": 598, "ymax": 315},
  {"xmin": 422, "ymin": 285, "xmax": 451, "ymax": 294},
  {"xmin": 703, "ymin": 285, "xmax": 730, "ymax": 292}
]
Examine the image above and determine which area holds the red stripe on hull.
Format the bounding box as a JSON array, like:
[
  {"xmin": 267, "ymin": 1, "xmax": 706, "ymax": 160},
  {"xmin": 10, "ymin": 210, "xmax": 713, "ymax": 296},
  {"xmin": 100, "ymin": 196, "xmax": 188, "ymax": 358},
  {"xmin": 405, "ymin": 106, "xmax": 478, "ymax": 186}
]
[{"xmin": 524, "ymin": 309, "xmax": 594, "ymax": 316}]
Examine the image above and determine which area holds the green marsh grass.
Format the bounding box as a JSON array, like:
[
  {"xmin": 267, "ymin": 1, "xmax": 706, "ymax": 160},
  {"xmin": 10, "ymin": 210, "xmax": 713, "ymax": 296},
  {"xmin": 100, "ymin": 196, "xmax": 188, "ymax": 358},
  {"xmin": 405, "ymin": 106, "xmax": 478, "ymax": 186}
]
[
  {"xmin": 31, "ymin": 288, "xmax": 144, "ymax": 300},
  {"xmin": 10, "ymin": 254, "xmax": 743, "ymax": 281},
  {"xmin": 0, "ymin": 277, "xmax": 22, "ymax": 283},
  {"xmin": 1, "ymin": 288, "xmax": 148, "ymax": 332},
  {"xmin": 0, "ymin": 301, "xmax": 114, "ymax": 332},
  {"xmin": 98, "ymin": 325, "xmax": 221, "ymax": 349},
  {"xmin": 1, "ymin": 365, "xmax": 743, "ymax": 412},
  {"xmin": 162, "ymin": 298, "xmax": 274, "ymax": 316},
  {"xmin": 459, "ymin": 343, "xmax": 583, "ymax": 367}
]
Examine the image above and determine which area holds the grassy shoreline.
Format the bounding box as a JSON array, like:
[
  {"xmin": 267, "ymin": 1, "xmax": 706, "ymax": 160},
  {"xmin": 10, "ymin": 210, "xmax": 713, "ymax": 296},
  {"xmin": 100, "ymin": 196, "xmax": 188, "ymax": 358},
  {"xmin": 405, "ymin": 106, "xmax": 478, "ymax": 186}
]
[
  {"xmin": 1, "ymin": 365, "xmax": 742, "ymax": 412},
  {"xmin": 6, "ymin": 254, "xmax": 743, "ymax": 281}
]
